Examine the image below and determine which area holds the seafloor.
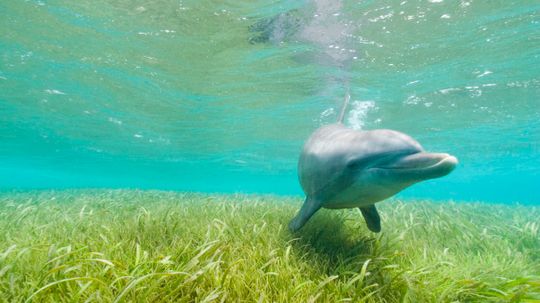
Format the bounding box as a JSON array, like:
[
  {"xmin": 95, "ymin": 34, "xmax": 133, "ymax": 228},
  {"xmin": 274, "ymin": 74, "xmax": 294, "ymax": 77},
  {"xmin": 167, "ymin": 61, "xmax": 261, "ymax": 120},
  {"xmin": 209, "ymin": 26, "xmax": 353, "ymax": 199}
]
[{"xmin": 0, "ymin": 190, "xmax": 538, "ymax": 302}]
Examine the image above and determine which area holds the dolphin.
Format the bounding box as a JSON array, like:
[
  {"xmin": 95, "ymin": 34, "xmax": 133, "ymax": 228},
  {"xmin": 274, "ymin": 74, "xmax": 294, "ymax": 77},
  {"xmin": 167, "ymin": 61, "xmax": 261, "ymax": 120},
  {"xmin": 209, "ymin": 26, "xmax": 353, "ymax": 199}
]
[{"xmin": 289, "ymin": 100, "xmax": 458, "ymax": 233}]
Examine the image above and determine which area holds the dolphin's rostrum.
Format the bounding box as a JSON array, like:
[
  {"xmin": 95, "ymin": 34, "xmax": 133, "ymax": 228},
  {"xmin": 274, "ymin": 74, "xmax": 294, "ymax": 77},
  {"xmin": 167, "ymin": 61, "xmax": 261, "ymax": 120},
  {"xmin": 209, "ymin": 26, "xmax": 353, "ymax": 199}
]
[{"xmin": 290, "ymin": 103, "xmax": 458, "ymax": 233}]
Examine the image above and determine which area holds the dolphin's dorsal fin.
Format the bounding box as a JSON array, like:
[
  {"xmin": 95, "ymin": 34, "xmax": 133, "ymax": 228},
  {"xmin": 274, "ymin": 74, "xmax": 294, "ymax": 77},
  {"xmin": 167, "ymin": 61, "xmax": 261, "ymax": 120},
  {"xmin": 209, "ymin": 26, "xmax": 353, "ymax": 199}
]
[{"xmin": 337, "ymin": 90, "xmax": 350, "ymax": 124}]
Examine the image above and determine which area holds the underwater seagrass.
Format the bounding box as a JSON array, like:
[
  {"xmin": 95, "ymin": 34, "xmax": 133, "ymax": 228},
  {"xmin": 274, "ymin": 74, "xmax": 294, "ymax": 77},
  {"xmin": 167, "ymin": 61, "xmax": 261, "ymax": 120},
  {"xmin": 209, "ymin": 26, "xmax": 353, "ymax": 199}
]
[{"xmin": 290, "ymin": 96, "xmax": 458, "ymax": 232}]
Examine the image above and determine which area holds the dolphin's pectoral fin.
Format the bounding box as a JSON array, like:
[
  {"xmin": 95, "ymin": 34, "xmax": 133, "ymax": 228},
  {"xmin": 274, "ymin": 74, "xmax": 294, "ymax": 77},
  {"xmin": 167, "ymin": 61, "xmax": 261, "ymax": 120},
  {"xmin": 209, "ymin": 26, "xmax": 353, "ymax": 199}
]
[
  {"xmin": 289, "ymin": 198, "xmax": 321, "ymax": 232},
  {"xmin": 359, "ymin": 205, "xmax": 381, "ymax": 233}
]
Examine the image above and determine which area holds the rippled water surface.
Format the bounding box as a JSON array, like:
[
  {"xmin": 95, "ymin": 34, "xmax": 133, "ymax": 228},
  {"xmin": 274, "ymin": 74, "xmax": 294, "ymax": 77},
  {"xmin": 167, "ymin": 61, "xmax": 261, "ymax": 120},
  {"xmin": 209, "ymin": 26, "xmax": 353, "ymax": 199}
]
[{"xmin": 1, "ymin": 0, "xmax": 539, "ymax": 203}]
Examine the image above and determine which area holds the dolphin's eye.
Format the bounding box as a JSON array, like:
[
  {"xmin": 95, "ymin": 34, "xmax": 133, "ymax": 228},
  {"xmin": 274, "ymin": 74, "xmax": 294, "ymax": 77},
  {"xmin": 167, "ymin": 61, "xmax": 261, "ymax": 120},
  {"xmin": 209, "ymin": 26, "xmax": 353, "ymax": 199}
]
[
  {"xmin": 346, "ymin": 157, "xmax": 370, "ymax": 170},
  {"xmin": 346, "ymin": 149, "xmax": 419, "ymax": 171}
]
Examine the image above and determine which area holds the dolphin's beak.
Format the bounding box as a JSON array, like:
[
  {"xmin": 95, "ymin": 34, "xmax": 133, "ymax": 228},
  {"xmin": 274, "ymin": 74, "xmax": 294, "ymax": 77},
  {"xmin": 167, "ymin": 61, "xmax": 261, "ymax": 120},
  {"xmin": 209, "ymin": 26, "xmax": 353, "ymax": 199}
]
[{"xmin": 375, "ymin": 152, "xmax": 458, "ymax": 180}]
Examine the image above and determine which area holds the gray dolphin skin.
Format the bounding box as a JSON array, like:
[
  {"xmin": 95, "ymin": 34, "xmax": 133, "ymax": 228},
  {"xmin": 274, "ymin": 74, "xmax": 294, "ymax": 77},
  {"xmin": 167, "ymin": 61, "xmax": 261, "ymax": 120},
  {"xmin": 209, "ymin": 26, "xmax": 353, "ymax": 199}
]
[{"xmin": 289, "ymin": 123, "xmax": 458, "ymax": 233}]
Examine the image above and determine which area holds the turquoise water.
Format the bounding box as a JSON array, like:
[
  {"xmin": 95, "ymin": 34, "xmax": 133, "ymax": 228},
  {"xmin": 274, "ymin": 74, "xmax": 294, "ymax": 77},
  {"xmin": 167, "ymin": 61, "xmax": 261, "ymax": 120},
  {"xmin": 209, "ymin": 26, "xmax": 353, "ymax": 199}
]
[{"xmin": 1, "ymin": 0, "xmax": 538, "ymax": 203}]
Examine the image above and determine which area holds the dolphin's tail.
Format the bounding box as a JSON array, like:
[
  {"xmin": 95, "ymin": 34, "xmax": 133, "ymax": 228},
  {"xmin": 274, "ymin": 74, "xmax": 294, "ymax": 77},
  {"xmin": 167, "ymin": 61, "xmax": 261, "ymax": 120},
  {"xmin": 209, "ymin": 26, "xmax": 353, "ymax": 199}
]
[{"xmin": 337, "ymin": 90, "xmax": 350, "ymax": 124}]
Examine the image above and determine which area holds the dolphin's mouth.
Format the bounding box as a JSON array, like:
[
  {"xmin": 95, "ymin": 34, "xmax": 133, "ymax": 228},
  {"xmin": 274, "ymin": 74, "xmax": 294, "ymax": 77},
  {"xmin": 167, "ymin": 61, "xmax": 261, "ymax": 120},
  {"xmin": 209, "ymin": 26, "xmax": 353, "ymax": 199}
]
[{"xmin": 372, "ymin": 152, "xmax": 458, "ymax": 178}]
